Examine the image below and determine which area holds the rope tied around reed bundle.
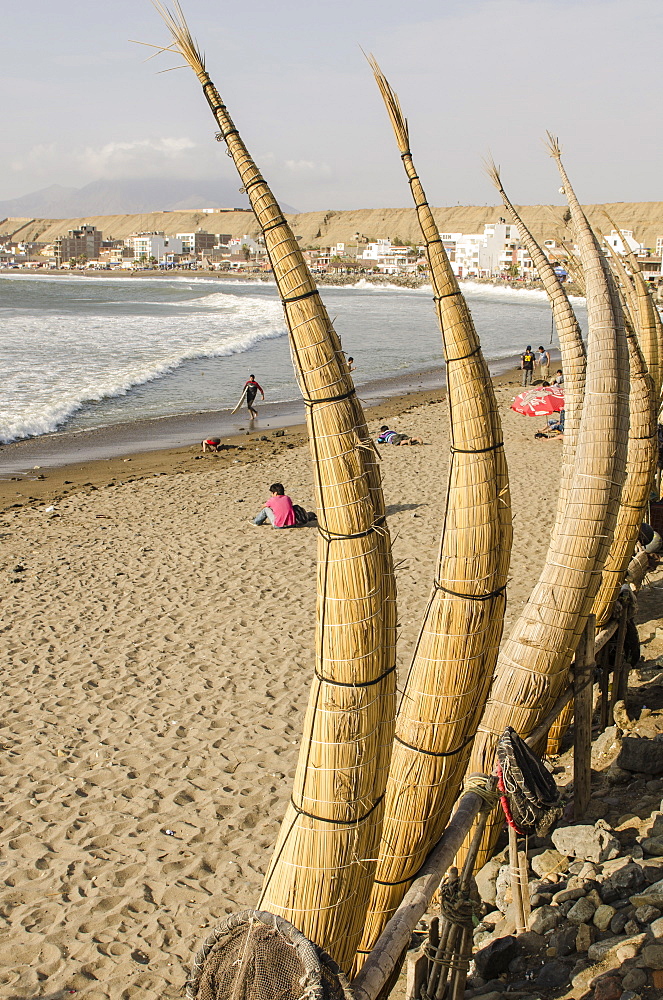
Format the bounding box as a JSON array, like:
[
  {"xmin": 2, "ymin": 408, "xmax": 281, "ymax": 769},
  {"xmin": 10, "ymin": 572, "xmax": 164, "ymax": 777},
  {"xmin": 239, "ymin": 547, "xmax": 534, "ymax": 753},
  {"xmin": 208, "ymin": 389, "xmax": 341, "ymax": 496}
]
[
  {"xmin": 432, "ymin": 580, "xmax": 507, "ymax": 602},
  {"xmin": 496, "ymin": 727, "xmax": 561, "ymax": 837}
]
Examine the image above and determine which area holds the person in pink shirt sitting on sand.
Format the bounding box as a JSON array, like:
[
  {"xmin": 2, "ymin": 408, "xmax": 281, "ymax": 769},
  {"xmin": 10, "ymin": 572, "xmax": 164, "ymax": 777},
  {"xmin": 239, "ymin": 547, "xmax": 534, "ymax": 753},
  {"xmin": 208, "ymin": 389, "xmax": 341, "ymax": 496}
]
[{"xmin": 252, "ymin": 483, "xmax": 297, "ymax": 528}]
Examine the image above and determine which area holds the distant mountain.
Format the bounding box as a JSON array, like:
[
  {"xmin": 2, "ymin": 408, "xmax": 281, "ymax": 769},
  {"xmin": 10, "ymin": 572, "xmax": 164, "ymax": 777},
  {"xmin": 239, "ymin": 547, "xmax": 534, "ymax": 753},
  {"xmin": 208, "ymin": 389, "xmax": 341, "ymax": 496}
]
[
  {"xmin": 0, "ymin": 184, "xmax": 79, "ymax": 218},
  {"xmin": 0, "ymin": 178, "xmax": 298, "ymax": 219}
]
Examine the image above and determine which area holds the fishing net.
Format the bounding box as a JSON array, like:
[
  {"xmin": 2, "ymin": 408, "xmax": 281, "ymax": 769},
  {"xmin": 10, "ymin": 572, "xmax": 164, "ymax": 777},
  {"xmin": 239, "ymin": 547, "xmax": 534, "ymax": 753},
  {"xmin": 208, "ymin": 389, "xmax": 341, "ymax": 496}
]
[
  {"xmin": 496, "ymin": 727, "xmax": 560, "ymax": 837},
  {"xmin": 186, "ymin": 910, "xmax": 352, "ymax": 1000}
]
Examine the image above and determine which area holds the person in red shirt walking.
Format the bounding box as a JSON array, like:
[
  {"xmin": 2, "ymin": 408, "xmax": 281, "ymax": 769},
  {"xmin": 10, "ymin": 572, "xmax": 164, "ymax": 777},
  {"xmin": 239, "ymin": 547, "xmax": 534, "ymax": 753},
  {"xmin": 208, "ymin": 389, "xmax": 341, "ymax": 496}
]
[
  {"xmin": 252, "ymin": 483, "xmax": 296, "ymax": 528},
  {"xmin": 244, "ymin": 374, "xmax": 264, "ymax": 419}
]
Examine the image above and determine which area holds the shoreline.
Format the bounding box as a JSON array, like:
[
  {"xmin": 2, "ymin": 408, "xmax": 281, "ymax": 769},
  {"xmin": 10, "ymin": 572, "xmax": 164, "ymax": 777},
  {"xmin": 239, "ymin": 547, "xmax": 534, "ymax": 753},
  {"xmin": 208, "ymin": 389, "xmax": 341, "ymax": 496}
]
[{"xmin": 0, "ymin": 366, "xmax": 532, "ymax": 512}]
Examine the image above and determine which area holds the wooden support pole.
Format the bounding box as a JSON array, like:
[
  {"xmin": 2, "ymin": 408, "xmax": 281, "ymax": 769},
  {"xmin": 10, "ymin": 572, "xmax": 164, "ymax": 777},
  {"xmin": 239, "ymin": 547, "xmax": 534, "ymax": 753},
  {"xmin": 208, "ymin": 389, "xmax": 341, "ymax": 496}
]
[
  {"xmin": 351, "ymin": 789, "xmax": 488, "ymax": 1000},
  {"xmin": 508, "ymin": 825, "xmax": 526, "ymax": 934},
  {"xmin": 574, "ymin": 615, "xmax": 595, "ymax": 820},
  {"xmin": 518, "ymin": 851, "xmax": 531, "ymax": 927},
  {"xmin": 609, "ymin": 602, "xmax": 629, "ymax": 723}
]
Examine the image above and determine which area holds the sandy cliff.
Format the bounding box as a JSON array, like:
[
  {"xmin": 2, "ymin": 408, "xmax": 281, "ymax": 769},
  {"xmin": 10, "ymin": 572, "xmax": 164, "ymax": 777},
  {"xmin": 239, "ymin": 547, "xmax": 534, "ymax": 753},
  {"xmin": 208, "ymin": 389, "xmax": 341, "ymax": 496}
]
[{"xmin": 3, "ymin": 202, "xmax": 663, "ymax": 249}]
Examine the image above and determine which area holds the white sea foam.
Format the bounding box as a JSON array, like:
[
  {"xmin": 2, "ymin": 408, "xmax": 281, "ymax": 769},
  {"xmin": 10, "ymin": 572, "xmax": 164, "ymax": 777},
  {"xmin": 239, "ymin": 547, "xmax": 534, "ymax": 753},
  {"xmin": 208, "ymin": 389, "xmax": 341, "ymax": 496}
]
[{"xmin": 0, "ymin": 291, "xmax": 286, "ymax": 443}]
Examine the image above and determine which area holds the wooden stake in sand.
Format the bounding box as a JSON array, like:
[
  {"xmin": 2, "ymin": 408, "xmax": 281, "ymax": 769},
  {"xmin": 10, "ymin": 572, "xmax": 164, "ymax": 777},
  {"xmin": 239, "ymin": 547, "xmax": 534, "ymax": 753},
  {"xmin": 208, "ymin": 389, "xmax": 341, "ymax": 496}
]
[
  {"xmin": 465, "ymin": 136, "xmax": 630, "ymax": 867},
  {"xmin": 353, "ymin": 59, "xmax": 512, "ymax": 968},
  {"xmin": 151, "ymin": 3, "xmax": 397, "ymax": 971}
]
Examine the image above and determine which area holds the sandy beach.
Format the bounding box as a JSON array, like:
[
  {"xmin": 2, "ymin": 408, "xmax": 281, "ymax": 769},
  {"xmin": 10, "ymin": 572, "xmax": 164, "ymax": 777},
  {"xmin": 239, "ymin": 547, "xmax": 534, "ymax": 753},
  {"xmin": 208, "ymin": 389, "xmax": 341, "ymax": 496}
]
[{"xmin": 0, "ymin": 376, "xmax": 605, "ymax": 998}]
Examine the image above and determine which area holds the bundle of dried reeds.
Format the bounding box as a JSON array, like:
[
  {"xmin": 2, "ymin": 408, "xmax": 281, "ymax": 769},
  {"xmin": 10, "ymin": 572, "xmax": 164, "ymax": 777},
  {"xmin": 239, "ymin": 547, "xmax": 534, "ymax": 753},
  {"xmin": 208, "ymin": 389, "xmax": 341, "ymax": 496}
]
[
  {"xmin": 591, "ymin": 263, "xmax": 656, "ymax": 626},
  {"xmin": 604, "ymin": 215, "xmax": 661, "ymax": 397},
  {"xmin": 353, "ymin": 60, "xmax": 511, "ymax": 967},
  {"xmin": 151, "ymin": 3, "xmax": 397, "ymax": 971},
  {"xmin": 484, "ymin": 160, "xmax": 586, "ymax": 528},
  {"xmin": 547, "ymin": 282, "xmax": 654, "ymax": 754},
  {"xmin": 467, "ymin": 136, "xmax": 629, "ymax": 866}
]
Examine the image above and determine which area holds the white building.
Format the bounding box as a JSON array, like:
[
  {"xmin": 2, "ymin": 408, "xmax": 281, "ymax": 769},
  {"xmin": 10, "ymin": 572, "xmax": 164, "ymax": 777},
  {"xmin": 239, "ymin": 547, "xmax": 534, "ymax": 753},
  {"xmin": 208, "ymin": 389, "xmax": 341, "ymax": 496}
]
[
  {"xmin": 227, "ymin": 235, "xmax": 267, "ymax": 257},
  {"xmin": 452, "ymin": 234, "xmax": 485, "ymax": 278},
  {"xmin": 360, "ymin": 239, "xmax": 420, "ymax": 273},
  {"xmin": 126, "ymin": 232, "xmax": 183, "ymax": 262},
  {"xmin": 605, "ymin": 229, "xmax": 643, "ymax": 255}
]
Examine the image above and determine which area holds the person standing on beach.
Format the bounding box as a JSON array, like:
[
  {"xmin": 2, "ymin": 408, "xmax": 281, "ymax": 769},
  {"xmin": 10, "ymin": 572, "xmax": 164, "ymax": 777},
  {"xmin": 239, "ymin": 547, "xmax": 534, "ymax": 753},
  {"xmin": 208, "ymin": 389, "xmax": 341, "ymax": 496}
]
[
  {"xmin": 520, "ymin": 346, "xmax": 535, "ymax": 386},
  {"xmin": 537, "ymin": 345, "xmax": 550, "ymax": 382},
  {"xmin": 244, "ymin": 375, "xmax": 264, "ymax": 419}
]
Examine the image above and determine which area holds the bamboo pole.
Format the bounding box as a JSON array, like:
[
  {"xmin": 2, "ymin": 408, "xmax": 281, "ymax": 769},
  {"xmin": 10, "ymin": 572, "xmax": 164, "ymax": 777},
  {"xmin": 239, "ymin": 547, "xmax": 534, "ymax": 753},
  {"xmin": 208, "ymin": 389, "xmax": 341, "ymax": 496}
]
[
  {"xmin": 151, "ymin": 4, "xmax": 397, "ymax": 970},
  {"xmin": 466, "ymin": 136, "xmax": 629, "ymax": 868},
  {"xmin": 353, "ymin": 59, "xmax": 511, "ymax": 967}
]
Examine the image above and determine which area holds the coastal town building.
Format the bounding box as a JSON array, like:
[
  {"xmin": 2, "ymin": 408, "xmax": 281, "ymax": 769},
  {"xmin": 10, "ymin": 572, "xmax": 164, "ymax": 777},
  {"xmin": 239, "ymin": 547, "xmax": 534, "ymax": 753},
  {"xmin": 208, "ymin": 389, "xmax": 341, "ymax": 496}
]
[
  {"xmin": 176, "ymin": 230, "xmax": 217, "ymax": 255},
  {"xmin": 54, "ymin": 226, "xmax": 102, "ymax": 266},
  {"xmin": 606, "ymin": 228, "xmax": 643, "ymax": 255},
  {"xmin": 125, "ymin": 231, "xmax": 183, "ymax": 263}
]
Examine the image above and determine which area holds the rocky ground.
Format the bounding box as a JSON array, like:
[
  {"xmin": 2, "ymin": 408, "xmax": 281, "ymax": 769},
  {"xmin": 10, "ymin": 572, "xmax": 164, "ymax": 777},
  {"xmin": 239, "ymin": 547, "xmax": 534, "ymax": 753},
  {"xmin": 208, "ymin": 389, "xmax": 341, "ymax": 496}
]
[{"xmin": 458, "ymin": 570, "xmax": 663, "ymax": 999}]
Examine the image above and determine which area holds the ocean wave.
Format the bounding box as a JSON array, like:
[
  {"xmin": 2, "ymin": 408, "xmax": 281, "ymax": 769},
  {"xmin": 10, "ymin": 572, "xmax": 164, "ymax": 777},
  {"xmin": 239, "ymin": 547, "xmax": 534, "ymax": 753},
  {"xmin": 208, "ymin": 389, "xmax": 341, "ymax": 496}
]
[{"xmin": 0, "ymin": 302, "xmax": 287, "ymax": 444}]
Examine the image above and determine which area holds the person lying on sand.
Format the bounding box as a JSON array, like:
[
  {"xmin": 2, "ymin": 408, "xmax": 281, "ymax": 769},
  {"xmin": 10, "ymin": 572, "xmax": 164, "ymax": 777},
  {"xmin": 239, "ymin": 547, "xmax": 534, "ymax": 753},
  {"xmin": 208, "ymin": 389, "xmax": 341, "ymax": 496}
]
[
  {"xmin": 252, "ymin": 483, "xmax": 297, "ymax": 528},
  {"xmin": 202, "ymin": 437, "xmax": 222, "ymax": 452},
  {"xmin": 377, "ymin": 425, "xmax": 424, "ymax": 446},
  {"xmin": 535, "ymin": 409, "xmax": 565, "ymax": 439}
]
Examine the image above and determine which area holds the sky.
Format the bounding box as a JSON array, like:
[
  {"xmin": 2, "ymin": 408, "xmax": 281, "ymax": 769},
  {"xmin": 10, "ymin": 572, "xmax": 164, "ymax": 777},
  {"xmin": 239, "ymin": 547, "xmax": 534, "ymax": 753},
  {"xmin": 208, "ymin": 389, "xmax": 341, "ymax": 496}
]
[{"xmin": 2, "ymin": 0, "xmax": 661, "ymax": 213}]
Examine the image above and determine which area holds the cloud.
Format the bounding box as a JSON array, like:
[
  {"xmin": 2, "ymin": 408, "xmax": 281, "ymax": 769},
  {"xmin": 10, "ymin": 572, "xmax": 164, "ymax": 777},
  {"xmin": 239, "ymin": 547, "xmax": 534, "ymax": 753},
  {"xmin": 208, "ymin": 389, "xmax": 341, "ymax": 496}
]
[
  {"xmin": 79, "ymin": 137, "xmax": 197, "ymax": 175},
  {"xmin": 9, "ymin": 136, "xmax": 226, "ymax": 187}
]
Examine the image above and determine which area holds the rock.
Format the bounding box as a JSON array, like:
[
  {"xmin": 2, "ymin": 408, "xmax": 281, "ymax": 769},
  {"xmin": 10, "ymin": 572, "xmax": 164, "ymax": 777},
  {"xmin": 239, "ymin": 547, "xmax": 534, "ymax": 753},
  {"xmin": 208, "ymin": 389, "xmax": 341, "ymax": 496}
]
[
  {"xmin": 601, "ymin": 862, "xmax": 647, "ymax": 902},
  {"xmin": 529, "ymin": 904, "xmax": 560, "ymax": 935},
  {"xmin": 576, "ymin": 923, "xmax": 595, "ymax": 953},
  {"xmin": 607, "ymin": 764, "xmax": 631, "ymax": 784},
  {"xmin": 494, "ymin": 864, "xmax": 512, "ymax": 913},
  {"xmin": 568, "ymin": 897, "xmax": 598, "ymax": 924},
  {"xmin": 642, "ymin": 943, "xmax": 663, "ymax": 969},
  {"xmin": 629, "ymin": 878, "xmax": 663, "ymax": 907},
  {"xmin": 616, "ymin": 933, "xmax": 647, "ymax": 961},
  {"xmin": 516, "ymin": 931, "xmax": 546, "ymax": 955},
  {"xmin": 475, "ymin": 858, "xmax": 502, "ymax": 906},
  {"xmin": 634, "ymin": 904, "xmax": 660, "ymax": 923},
  {"xmin": 534, "ymin": 959, "xmax": 572, "ymax": 989},
  {"xmin": 588, "ymin": 937, "xmax": 627, "ymax": 962},
  {"xmin": 594, "ymin": 904, "xmax": 617, "ymax": 931},
  {"xmin": 610, "ymin": 910, "xmax": 630, "ymax": 934},
  {"xmin": 642, "ymin": 862, "xmax": 663, "ymax": 883},
  {"xmin": 618, "ymin": 736, "xmax": 663, "ymax": 775},
  {"xmin": 621, "ymin": 967, "xmax": 647, "ymax": 990},
  {"xmin": 653, "ymin": 968, "xmax": 663, "ymax": 989},
  {"xmin": 531, "ymin": 848, "xmax": 568, "ymax": 878},
  {"xmin": 530, "ymin": 892, "xmax": 552, "ymax": 908},
  {"xmin": 572, "ymin": 951, "xmax": 621, "ymax": 992},
  {"xmin": 641, "ymin": 836, "xmax": 663, "ymax": 856},
  {"xmin": 466, "ymin": 992, "xmax": 504, "ymax": 1000},
  {"xmin": 552, "ymin": 821, "xmax": 620, "ymax": 864},
  {"xmin": 649, "ymin": 915, "xmax": 663, "ymax": 938},
  {"xmin": 473, "ymin": 936, "xmax": 518, "ymax": 979},
  {"xmin": 480, "ymin": 909, "xmax": 501, "ymax": 930},
  {"xmin": 624, "ymin": 920, "xmax": 640, "ymax": 936},
  {"xmin": 550, "ymin": 924, "xmax": 578, "ymax": 957},
  {"xmin": 592, "ymin": 974, "xmax": 624, "ymax": 1000},
  {"xmin": 552, "ymin": 886, "xmax": 586, "ymax": 904}
]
